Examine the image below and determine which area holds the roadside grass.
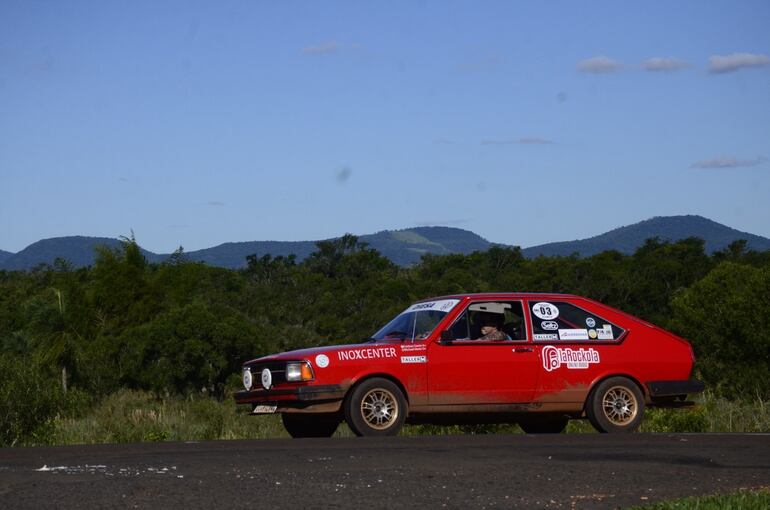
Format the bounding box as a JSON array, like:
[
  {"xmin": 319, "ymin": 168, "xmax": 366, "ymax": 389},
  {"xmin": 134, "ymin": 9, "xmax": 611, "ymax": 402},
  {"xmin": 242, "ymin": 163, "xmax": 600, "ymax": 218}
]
[
  {"xmin": 49, "ymin": 389, "xmax": 289, "ymax": 444},
  {"xmin": 38, "ymin": 389, "xmax": 770, "ymax": 446},
  {"xmin": 641, "ymin": 390, "xmax": 769, "ymax": 434},
  {"xmin": 630, "ymin": 489, "xmax": 770, "ymax": 509}
]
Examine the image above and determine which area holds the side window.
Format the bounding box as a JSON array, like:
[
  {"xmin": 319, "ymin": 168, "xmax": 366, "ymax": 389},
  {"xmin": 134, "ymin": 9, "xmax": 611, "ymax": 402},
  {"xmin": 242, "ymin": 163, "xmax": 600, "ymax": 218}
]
[
  {"xmin": 446, "ymin": 301, "xmax": 527, "ymax": 342},
  {"xmin": 529, "ymin": 301, "xmax": 624, "ymax": 342}
]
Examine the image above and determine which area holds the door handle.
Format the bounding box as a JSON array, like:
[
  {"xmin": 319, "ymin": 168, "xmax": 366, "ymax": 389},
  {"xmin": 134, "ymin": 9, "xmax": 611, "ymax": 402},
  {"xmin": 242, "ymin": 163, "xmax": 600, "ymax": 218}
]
[{"xmin": 512, "ymin": 347, "xmax": 533, "ymax": 353}]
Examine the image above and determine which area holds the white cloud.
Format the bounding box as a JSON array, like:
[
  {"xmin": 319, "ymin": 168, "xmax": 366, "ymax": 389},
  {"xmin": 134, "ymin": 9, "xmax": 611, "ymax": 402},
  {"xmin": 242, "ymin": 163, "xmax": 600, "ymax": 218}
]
[
  {"xmin": 708, "ymin": 53, "xmax": 770, "ymax": 74},
  {"xmin": 691, "ymin": 156, "xmax": 767, "ymax": 169},
  {"xmin": 518, "ymin": 137, "xmax": 554, "ymax": 145},
  {"xmin": 644, "ymin": 57, "xmax": 688, "ymax": 72},
  {"xmin": 577, "ymin": 56, "xmax": 621, "ymax": 74},
  {"xmin": 481, "ymin": 137, "xmax": 554, "ymax": 145},
  {"xmin": 301, "ymin": 41, "xmax": 340, "ymax": 55}
]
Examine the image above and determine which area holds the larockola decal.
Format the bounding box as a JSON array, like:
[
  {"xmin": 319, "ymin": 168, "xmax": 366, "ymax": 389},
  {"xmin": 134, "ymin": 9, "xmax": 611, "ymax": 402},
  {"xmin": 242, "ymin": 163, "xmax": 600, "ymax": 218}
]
[
  {"xmin": 542, "ymin": 345, "xmax": 600, "ymax": 371},
  {"xmin": 532, "ymin": 302, "xmax": 559, "ymax": 320},
  {"xmin": 337, "ymin": 347, "xmax": 397, "ymax": 361},
  {"xmin": 558, "ymin": 328, "xmax": 590, "ymax": 341},
  {"xmin": 315, "ymin": 354, "xmax": 330, "ymax": 368},
  {"xmin": 533, "ymin": 333, "xmax": 558, "ymax": 341},
  {"xmin": 400, "ymin": 355, "xmax": 427, "ymax": 364}
]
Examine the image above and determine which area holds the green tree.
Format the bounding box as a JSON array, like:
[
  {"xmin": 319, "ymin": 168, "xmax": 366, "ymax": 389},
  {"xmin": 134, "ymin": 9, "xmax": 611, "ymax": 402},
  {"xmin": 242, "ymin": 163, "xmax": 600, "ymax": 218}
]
[{"xmin": 670, "ymin": 262, "xmax": 770, "ymax": 398}]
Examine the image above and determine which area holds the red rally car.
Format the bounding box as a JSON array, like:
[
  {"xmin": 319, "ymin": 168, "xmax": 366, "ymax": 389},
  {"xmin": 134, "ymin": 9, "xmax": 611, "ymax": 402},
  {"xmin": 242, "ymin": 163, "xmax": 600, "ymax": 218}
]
[{"xmin": 235, "ymin": 293, "xmax": 704, "ymax": 437}]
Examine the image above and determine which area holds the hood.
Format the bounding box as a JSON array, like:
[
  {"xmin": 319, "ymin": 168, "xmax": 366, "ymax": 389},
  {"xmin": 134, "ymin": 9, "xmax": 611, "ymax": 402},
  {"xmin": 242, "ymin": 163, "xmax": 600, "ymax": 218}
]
[{"xmin": 244, "ymin": 340, "xmax": 399, "ymax": 365}]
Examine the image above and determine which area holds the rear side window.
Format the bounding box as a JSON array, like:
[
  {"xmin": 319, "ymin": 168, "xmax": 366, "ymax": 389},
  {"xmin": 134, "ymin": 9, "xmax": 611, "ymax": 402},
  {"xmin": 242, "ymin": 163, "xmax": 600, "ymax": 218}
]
[{"xmin": 528, "ymin": 301, "xmax": 624, "ymax": 342}]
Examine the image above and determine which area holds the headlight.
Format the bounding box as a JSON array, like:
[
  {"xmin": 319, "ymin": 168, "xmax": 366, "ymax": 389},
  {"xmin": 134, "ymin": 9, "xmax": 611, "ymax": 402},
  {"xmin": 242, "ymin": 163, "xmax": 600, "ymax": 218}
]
[
  {"xmin": 286, "ymin": 361, "xmax": 314, "ymax": 382},
  {"xmin": 242, "ymin": 367, "xmax": 253, "ymax": 390}
]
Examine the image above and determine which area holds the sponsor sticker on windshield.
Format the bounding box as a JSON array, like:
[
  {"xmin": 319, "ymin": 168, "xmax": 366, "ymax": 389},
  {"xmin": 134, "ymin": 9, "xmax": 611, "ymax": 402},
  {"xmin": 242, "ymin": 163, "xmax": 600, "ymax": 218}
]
[{"xmin": 402, "ymin": 299, "xmax": 460, "ymax": 315}]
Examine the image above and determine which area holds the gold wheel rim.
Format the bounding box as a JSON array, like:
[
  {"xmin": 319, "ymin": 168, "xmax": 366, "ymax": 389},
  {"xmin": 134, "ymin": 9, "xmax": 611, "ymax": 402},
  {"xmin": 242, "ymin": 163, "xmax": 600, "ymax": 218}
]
[
  {"xmin": 602, "ymin": 386, "xmax": 638, "ymax": 426},
  {"xmin": 360, "ymin": 388, "xmax": 398, "ymax": 430}
]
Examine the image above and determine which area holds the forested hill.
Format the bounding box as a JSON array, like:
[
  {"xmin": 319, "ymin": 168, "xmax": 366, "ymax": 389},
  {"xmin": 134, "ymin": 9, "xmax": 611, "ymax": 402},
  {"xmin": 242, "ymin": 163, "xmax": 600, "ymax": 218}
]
[
  {"xmin": 2, "ymin": 216, "xmax": 768, "ymax": 270},
  {"xmin": 0, "ymin": 227, "xmax": 493, "ymax": 270},
  {"xmin": 522, "ymin": 215, "xmax": 770, "ymax": 258},
  {"xmin": 0, "ymin": 237, "xmax": 165, "ymax": 271}
]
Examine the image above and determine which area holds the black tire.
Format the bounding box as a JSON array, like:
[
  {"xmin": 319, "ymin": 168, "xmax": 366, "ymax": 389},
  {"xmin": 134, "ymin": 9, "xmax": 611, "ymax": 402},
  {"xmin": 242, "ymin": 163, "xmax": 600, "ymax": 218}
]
[
  {"xmin": 281, "ymin": 413, "xmax": 340, "ymax": 438},
  {"xmin": 518, "ymin": 415, "xmax": 569, "ymax": 434},
  {"xmin": 586, "ymin": 377, "xmax": 645, "ymax": 433},
  {"xmin": 344, "ymin": 378, "xmax": 407, "ymax": 437}
]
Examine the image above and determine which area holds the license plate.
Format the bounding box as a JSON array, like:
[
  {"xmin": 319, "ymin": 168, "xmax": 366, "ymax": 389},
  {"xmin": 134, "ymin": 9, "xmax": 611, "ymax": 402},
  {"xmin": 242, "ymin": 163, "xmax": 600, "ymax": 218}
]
[{"xmin": 253, "ymin": 404, "xmax": 277, "ymax": 414}]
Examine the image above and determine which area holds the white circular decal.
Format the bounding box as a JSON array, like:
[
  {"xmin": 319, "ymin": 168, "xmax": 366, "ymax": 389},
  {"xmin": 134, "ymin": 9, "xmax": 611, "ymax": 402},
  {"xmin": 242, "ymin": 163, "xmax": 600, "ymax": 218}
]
[
  {"xmin": 532, "ymin": 302, "xmax": 559, "ymax": 320},
  {"xmin": 261, "ymin": 368, "xmax": 272, "ymax": 390},
  {"xmin": 315, "ymin": 354, "xmax": 330, "ymax": 368},
  {"xmin": 586, "ymin": 317, "xmax": 596, "ymax": 328}
]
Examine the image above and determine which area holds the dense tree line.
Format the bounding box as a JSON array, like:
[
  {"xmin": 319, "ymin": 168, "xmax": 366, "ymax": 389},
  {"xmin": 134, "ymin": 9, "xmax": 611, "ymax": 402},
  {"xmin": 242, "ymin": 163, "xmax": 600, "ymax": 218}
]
[{"xmin": 1, "ymin": 235, "xmax": 768, "ymax": 444}]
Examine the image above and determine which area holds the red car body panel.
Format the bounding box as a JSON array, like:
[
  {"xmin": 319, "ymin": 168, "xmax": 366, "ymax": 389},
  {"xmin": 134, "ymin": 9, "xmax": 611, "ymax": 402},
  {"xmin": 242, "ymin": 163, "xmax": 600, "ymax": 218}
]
[{"xmin": 235, "ymin": 293, "xmax": 701, "ymax": 420}]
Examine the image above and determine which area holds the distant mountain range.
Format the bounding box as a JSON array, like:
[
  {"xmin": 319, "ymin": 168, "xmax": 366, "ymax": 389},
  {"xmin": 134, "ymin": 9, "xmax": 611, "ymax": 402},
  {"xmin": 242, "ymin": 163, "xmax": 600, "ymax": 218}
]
[
  {"xmin": 521, "ymin": 215, "xmax": 770, "ymax": 258},
  {"xmin": 1, "ymin": 215, "xmax": 768, "ymax": 271}
]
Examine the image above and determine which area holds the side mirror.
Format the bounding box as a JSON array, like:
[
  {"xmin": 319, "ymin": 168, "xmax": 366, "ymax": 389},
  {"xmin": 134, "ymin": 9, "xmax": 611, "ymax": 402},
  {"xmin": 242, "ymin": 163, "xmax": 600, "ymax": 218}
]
[{"xmin": 439, "ymin": 330, "xmax": 454, "ymax": 345}]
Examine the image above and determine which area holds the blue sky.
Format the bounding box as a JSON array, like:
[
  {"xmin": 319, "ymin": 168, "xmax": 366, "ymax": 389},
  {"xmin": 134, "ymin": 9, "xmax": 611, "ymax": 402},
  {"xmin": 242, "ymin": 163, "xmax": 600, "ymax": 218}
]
[{"xmin": 2, "ymin": 1, "xmax": 769, "ymax": 253}]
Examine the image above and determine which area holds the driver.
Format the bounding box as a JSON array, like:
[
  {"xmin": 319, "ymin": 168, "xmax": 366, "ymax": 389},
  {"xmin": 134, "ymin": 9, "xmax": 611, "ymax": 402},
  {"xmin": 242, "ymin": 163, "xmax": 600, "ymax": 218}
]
[{"xmin": 475, "ymin": 313, "xmax": 510, "ymax": 341}]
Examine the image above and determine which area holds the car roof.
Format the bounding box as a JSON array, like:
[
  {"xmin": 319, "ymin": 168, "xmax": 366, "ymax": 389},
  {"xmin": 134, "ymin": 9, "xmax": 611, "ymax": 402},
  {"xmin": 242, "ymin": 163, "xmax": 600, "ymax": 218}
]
[{"xmin": 418, "ymin": 292, "xmax": 582, "ymax": 302}]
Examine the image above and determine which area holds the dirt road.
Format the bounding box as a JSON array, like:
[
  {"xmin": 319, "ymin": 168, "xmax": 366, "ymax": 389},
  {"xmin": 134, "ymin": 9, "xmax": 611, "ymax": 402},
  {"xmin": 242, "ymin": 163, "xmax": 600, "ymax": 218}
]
[{"xmin": 1, "ymin": 434, "xmax": 768, "ymax": 509}]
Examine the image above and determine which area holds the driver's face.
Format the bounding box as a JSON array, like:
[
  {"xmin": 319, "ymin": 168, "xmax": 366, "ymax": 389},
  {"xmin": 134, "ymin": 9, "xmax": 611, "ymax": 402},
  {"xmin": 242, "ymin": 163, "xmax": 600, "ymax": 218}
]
[{"xmin": 481, "ymin": 325, "xmax": 498, "ymax": 334}]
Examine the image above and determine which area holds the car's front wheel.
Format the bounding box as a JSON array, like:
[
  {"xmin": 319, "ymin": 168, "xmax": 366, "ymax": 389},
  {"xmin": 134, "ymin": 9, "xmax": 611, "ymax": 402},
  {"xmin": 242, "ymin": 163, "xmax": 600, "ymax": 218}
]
[
  {"xmin": 344, "ymin": 378, "xmax": 407, "ymax": 437},
  {"xmin": 282, "ymin": 412, "xmax": 340, "ymax": 438},
  {"xmin": 586, "ymin": 377, "xmax": 645, "ymax": 433}
]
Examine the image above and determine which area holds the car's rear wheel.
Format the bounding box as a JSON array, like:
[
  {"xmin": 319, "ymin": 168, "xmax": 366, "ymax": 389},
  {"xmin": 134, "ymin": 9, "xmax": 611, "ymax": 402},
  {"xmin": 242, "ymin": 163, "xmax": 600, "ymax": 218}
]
[
  {"xmin": 586, "ymin": 377, "xmax": 645, "ymax": 433},
  {"xmin": 518, "ymin": 415, "xmax": 569, "ymax": 434},
  {"xmin": 282, "ymin": 413, "xmax": 340, "ymax": 438},
  {"xmin": 344, "ymin": 378, "xmax": 407, "ymax": 437}
]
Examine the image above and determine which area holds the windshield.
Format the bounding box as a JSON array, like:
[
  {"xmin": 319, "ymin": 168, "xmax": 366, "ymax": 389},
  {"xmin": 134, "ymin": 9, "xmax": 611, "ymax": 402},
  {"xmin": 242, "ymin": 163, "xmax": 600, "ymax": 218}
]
[{"xmin": 371, "ymin": 299, "xmax": 460, "ymax": 341}]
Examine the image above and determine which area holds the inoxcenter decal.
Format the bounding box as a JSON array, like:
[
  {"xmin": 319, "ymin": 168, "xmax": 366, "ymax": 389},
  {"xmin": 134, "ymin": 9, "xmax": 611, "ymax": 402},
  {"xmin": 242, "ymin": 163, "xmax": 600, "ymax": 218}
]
[
  {"xmin": 542, "ymin": 345, "xmax": 600, "ymax": 371},
  {"xmin": 337, "ymin": 347, "xmax": 397, "ymax": 361}
]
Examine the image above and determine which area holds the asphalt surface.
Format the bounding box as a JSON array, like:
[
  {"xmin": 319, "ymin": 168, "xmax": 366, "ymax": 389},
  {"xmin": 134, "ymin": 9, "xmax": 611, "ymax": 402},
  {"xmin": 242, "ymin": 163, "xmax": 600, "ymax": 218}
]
[{"xmin": 1, "ymin": 434, "xmax": 768, "ymax": 509}]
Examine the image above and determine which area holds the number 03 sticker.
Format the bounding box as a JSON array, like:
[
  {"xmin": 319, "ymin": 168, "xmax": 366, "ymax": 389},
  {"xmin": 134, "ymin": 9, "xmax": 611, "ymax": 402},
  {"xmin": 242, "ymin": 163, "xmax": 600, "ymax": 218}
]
[{"xmin": 532, "ymin": 302, "xmax": 559, "ymax": 320}]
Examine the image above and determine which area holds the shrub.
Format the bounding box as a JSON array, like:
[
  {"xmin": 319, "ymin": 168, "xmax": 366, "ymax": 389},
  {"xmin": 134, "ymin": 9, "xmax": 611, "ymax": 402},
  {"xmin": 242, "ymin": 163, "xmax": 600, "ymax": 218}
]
[{"xmin": 0, "ymin": 356, "xmax": 65, "ymax": 446}]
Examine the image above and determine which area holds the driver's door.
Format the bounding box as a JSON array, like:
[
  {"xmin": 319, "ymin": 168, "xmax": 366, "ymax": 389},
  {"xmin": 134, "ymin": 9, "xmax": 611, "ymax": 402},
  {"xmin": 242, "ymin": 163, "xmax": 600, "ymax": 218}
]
[{"xmin": 426, "ymin": 300, "xmax": 539, "ymax": 405}]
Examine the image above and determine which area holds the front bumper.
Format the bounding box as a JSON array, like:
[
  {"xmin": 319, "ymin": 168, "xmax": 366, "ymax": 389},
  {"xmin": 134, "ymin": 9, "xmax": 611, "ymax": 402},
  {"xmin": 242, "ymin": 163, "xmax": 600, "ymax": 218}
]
[{"xmin": 234, "ymin": 384, "xmax": 346, "ymax": 406}]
